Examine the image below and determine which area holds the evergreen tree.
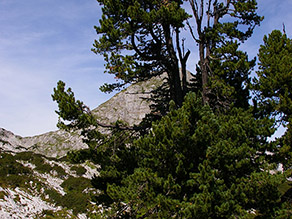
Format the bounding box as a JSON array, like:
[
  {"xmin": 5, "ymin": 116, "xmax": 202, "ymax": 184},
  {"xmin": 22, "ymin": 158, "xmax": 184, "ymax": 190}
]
[
  {"xmin": 207, "ymin": 42, "xmax": 255, "ymax": 111},
  {"xmin": 254, "ymin": 30, "xmax": 292, "ymax": 123},
  {"xmin": 93, "ymin": 0, "xmax": 190, "ymax": 107},
  {"xmin": 51, "ymin": 2, "xmax": 292, "ymax": 218},
  {"xmin": 254, "ymin": 30, "xmax": 292, "ymax": 171},
  {"xmin": 52, "ymin": 80, "xmax": 139, "ymax": 195},
  {"xmin": 93, "ymin": 0, "xmax": 262, "ymax": 109},
  {"xmin": 94, "ymin": 93, "xmax": 286, "ymax": 218},
  {"xmin": 188, "ymin": 0, "xmax": 262, "ymax": 106},
  {"xmin": 52, "ymin": 83, "xmax": 292, "ymax": 217}
]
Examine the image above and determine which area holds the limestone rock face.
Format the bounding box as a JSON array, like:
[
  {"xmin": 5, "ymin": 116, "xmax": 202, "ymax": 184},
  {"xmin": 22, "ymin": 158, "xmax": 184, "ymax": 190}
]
[
  {"xmin": 0, "ymin": 75, "xmax": 164, "ymax": 157},
  {"xmin": 0, "ymin": 128, "xmax": 86, "ymax": 158},
  {"xmin": 0, "ymin": 128, "xmax": 24, "ymax": 153},
  {"xmin": 92, "ymin": 71, "xmax": 193, "ymax": 126},
  {"xmin": 92, "ymin": 75, "xmax": 164, "ymax": 126},
  {"xmin": 22, "ymin": 130, "xmax": 87, "ymax": 157}
]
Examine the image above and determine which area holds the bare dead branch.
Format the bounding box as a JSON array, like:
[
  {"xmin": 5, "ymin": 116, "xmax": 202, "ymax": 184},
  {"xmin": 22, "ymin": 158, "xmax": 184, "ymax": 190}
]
[{"xmin": 186, "ymin": 20, "xmax": 199, "ymax": 42}]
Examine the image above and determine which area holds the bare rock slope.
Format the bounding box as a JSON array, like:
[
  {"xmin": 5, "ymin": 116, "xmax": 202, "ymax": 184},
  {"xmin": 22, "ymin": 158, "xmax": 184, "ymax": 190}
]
[
  {"xmin": 92, "ymin": 75, "xmax": 163, "ymax": 125},
  {"xmin": 0, "ymin": 75, "xmax": 163, "ymax": 158},
  {"xmin": 0, "ymin": 128, "xmax": 86, "ymax": 158}
]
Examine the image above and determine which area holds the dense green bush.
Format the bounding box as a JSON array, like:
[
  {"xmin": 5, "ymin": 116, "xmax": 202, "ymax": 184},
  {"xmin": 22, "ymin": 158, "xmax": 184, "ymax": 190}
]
[
  {"xmin": 0, "ymin": 152, "xmax": 52, "ymax": 194},
  {"xmin": 14, "ymin": 151, "xmax": 50, "ymax": 172},
  {"xmin": 14, "ymin": 151, "xmax": 66, "ymax": 175},
  {"xmin": 34, "ymin": 162, "xmax": 52, "ymax": 173},
  {"xmin": 61, "ymin": 176, "xmax": 91, "ymax": 192},
  {"xmin": 0, "ymin": 172, "xmax": 35, "ymax": 189},
  {"xmin": 70, "ymin": 165, "xmax": 86, "ymax": 176},
  {"xmin": 14, "ymin": 151, "xmax": 36, "ymax": 161},
  {"xmin": 0, "ymin": 152, "xmax": 31, "ymax": 176},
  {"xmin": 67, "ymin": 149, "xmax": 91, "ymax": 164},
  {"xmin": 38, "ymin": 209, "xmax": 76, "ymax": 219},
  {"xmin": 92, "ymin": 93, "xmax": 287, "ymax": 218},
  {"xmin": 45, "ymin": 177, "xmax": 92, "ymax": 215},
  {"xmin": 0, "ymin": 190, "xmax": 6, "ymax": 199},
  {"xmin": 44, "ymin": 189, "xmax": 63, "ymax": 206},
  {"xmin": 51, "ymin": 164, "xmax": 66, "ymax": 177},
  {"xmin": 62, "ymin": 191, "xmax": 89, "ymax": 214}
]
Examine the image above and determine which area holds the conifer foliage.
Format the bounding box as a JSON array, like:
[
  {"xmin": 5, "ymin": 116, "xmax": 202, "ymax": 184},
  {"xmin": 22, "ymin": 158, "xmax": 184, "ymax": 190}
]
[
  {"xmin": 254, "ymin": 30, "xmax": 292, "ymax": 173},
  {"xmin": 52, "ymin": 1, "xmax": 292, "ymax": 218},
  {"xmin": 187, "ymin": 0, "xmax": 262, "ymax": 106},
  {"xmin": 93, "ymin": 0, "xmax": 262, "ymax": 109},
  {"xmin": 93, "ymin": 93, "xmax": 286, "ymax": 218},
  {"xmin": 93, "ymin": 0, "xmax": 190, "ymax": 107},
  {"xmin": 254, "ymin": 30, "xmax": 292, "ymax": 123}
]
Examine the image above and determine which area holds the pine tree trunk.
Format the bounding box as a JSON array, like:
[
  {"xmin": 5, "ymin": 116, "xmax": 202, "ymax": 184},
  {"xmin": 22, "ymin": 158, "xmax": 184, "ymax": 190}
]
[
  {"xmin": 200, "ymin": 42, "xmax": 208, "ymax": 105},
  {"xmin": 164, "ymin": 24, "xmax": 184, "ymax": 107}
]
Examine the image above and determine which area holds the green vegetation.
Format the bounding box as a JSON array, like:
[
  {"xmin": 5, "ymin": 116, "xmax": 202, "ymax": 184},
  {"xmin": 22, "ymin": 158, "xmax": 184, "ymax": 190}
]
[
  {"xmin": 0, "ymin": 149, "xmax": 97, "ymax": 216},
  {"xmin": 39, "ymin": 209, "xmax": 78, "ymax": 219},
  {"xmin": 15, "ymin": 151, "xmax": 43, "ymax": 163},
  {"xmin": 279, "ymin": 181, "xmax": 292, "ymax": 196},
  {"xmin": 50, "ymin": 0, "xmax": 292, "ymax": 218},
  {"xmin": 0, "ymin": 151, "xmax": 48, "ymax": 190},
  {"xmin": 46, "ymin": 176, "xmax": 94, "ymax": 214},
  {"xmin": 0, "ymin": 190, "xmax": 7, "ymax": 200},
  {"xmin": 0, "ymin": 152, "xmax": 33, "ymax": 188},
  {"xmin": 93, "ymin": 0, "xmax": 261, "ymax": 108},
  {"xmin": 91, "ymin": 93, "xmax": 287, "ymax": 218},
  {"xmin": 44, "ymin": 188, "xmax": 63, "ymax": 205},
  {"xmin": 14, "ymin": 151, "xmax": 53, "ymax": 173},
  {"xmin": 61, "ymin": 176, "xmax": 91, "ymax": 193},
  {"xmin": 14, "ymin": 151, "xmax": 65, "ymax": 176},
  {"xmin": 51, "ymin": 164, "xmax": 66, "ymax": 177},
  {"xmin": 254, "ymin": 30, "xmax": 292, "ymax": 122},
  {"xmin": 67, "ymin": 149, "xmax": 91, "ymax": 164},
  {"xmin": 44, "ymin": 188, "xmax": 89, "ymax": 215},
  {"xmin": 70, "ymin": 165, "xmax": 86, "ymax": 176},
  {"xmin": 254, "ymin": 30, "xmax": 292, "ymax": 174},
  {"xmin": 35, "ymin": 162, "xmax": 52, "ymax": 173},
  {"xmin": 42, "ymin": 176, "xmax": 94, "ymax": 214},
  {"xmin": 62, "ymin": 191, "xmax": 89, "ymax": 214}
]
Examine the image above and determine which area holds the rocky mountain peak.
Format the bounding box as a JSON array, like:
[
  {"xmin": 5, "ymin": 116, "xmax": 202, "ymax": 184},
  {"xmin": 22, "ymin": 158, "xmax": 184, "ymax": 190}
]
[{"xmin": 0, "ymin": 75, "xmax": 164, "ymax": 158}]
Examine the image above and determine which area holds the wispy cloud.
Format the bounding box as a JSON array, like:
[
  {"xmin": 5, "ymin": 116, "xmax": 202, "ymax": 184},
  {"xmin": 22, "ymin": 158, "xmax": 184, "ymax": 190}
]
[{"xmin": 0, "ymin": 0, "xmax": 114, "ymax": 136}]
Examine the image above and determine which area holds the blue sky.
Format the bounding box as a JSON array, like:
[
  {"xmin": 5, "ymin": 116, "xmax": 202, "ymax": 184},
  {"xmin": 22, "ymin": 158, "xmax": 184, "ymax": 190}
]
[{"xmin": 0, "ymin": 0, "xmax": 291, "ymax": 137}]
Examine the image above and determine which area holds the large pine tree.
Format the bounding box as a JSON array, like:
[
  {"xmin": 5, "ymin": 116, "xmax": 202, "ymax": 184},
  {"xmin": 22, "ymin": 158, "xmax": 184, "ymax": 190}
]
[
  {"xmin": 93, "ymin": 0, "xmax": 190, "ymax": 107},
  {"xmin": 93, "ymin": 0, "xmax": 262, "ymax": 109},
  {"xmin": 254, "ymin": 30, "xmax": 292, "ymax": 172},
  {"xmin": 254, "ymin": 30, "xmax": 292, "ymax": 122},
  {"xmin": 93, "ymin": 93, "xmax": 287, "ymax": 218},
  {"xmin": 51, "ymin": 2, "xmax": 292, "ymax": 218},
  {"xmin": 52, "ymin": 83, "xmax": 292, "ymax": 217},
  {"xmin": 188, "ymin": 0, "xmax": 262, "ymax": 106}
]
